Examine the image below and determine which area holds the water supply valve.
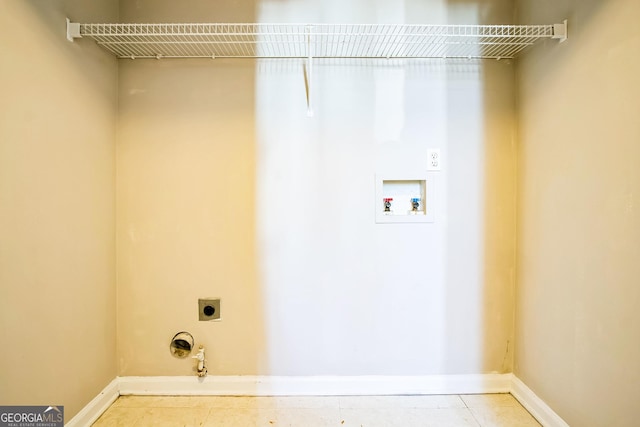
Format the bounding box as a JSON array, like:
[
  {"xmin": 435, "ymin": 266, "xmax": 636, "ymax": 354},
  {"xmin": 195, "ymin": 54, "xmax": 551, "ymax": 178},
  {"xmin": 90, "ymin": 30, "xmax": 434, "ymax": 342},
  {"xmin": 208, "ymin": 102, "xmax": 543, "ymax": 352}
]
[
  {"xmin": 192, "ymin": 345, "xmax": 207, "ymax": 377},
  {"xmin": 383, "ymin": 198, "xmax": 393, "ymax": 213},
  {"xmin": 411, "ymin": 197, "xmax": 421, "ymax": 212}
]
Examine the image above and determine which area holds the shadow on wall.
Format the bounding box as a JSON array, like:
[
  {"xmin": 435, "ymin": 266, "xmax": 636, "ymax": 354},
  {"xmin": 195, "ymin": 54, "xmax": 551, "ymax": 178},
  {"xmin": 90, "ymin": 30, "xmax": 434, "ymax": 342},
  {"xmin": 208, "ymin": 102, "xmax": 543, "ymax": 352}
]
[
  {"xmin": 442, "ymin": 0, "xmax": 608, "ymax": 379},
  {"xmin": 441, "ymin": 0, "xmax": 518, "ymax": 374},
  {"xmin": 115, "ymin": 0, "xmax": 268, "ymax": 383}
]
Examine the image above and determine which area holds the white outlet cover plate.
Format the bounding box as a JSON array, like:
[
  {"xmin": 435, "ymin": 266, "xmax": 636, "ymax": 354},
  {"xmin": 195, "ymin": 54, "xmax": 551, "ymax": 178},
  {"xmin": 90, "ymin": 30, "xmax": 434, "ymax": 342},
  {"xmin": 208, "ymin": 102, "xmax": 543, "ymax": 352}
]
[{"xmin": 427, "ymin": 149, "xmax": 441, "ymax": 171}]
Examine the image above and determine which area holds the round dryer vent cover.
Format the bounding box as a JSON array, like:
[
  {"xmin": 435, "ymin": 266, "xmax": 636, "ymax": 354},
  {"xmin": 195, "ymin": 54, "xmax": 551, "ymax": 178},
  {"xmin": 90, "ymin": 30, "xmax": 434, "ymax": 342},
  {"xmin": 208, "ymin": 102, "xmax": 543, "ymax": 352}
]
[{"xmin": 170, "ymin": 331, "xmax": 194, "ymax": 358}]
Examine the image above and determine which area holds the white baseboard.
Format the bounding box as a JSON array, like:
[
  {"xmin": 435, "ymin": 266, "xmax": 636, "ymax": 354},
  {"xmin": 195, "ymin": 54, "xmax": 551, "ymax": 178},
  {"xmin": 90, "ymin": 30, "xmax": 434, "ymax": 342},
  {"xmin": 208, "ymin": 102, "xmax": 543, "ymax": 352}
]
[
  {"xmin": 73, "ymin": 374, "xmax": 569, "ymax": 426},
  {"xmin": 66, "ymin": 378, "xmax": 119, "ymax": 427},
  {"xmin": 511, "ymin": 376, "xmax": 569, "ymax": 427},
  {"xmin": 118, "ymin": 374, "xmax": 512, "ymax": 396}
]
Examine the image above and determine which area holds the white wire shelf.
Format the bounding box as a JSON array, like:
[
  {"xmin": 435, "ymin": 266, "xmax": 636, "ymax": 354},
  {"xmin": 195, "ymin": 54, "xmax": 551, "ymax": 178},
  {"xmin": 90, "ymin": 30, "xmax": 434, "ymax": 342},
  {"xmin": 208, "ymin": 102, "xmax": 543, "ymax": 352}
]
[{"xmin": 67, "ymin": 21, "xmax": 567, "ymax": 60}]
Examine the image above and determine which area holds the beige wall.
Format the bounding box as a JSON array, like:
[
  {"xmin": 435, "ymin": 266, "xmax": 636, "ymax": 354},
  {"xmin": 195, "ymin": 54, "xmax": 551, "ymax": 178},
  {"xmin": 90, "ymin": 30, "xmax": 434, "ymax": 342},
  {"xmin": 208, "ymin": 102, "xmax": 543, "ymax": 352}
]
[
  {"xmin": 116, "ymin": 58, "xmax": 265, "ymax": 375},
  {"xmin": 117, "ymin": 0, "xmax": 517, "ymax": 376},
  {"xmin": 0, "ymin": 0, "xmax": 118, "ymax": 421},
  {"xmin": 116, "ymin": 1, "xmax": 262, "ymax": 376},
  {"xmin": 515, "ymin": 0, "xmax": 640, "ymax": 425}
]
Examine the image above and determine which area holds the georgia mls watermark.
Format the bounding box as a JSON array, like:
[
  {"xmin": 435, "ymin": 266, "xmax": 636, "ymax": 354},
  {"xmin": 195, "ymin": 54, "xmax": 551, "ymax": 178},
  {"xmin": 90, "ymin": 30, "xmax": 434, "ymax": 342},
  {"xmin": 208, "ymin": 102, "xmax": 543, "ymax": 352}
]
[{"xmin": 0, "ymin": 406, "xmax": 63, "ymax": 427}]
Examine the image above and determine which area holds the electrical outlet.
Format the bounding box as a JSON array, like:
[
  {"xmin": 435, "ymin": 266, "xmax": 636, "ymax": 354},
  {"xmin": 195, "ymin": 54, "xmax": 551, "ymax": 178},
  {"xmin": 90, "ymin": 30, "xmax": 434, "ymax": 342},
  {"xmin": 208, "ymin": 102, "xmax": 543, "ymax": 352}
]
[
  {"xmin": 427, "ymin": 149, "xmax": 441, "ymax": 171},
  {"xmin": 198, "ymin": 298, "xmax": 221, "ymax": 321}
]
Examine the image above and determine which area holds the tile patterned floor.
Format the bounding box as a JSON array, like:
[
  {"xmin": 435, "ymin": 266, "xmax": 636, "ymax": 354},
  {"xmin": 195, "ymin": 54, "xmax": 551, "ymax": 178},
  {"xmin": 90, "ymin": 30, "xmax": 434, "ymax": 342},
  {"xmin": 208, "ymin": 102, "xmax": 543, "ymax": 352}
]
[{"xmin": 92, "ymin": 394, "xmax": 541, "ymax": 426}]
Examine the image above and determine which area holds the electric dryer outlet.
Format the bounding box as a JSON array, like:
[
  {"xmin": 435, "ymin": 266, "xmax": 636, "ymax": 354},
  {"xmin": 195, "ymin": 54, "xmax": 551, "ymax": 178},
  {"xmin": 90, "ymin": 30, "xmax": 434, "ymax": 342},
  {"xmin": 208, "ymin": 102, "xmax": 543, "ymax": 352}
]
[{"xmin": 198, "ymin": 298, "xmax": 221, "ymax": 321}]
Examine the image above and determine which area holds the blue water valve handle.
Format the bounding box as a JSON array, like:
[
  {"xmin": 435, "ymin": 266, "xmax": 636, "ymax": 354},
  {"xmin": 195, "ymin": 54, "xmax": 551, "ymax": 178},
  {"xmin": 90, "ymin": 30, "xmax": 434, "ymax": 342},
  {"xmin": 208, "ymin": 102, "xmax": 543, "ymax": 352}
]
[{"xmin": 411, "ymin": 197, "xmax": 421, "ymax": 211}]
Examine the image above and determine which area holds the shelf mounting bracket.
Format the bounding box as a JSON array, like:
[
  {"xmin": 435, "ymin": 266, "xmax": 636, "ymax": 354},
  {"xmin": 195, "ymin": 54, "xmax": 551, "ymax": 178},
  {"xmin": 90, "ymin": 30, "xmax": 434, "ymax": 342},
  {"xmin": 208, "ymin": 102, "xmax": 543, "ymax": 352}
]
[
  {"xmin": 66, "ymin": 18, "xmax": 82, "ymax": 42},
  {"xmin": 551, "ymin": 19, "xmax": 568, "ymax": 43}
]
